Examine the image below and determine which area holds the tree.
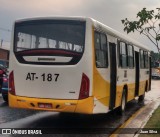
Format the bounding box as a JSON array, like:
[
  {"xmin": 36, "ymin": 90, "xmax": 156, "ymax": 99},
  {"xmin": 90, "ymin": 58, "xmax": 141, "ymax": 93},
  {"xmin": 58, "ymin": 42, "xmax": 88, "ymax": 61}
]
[{"xmin": 121, "ymin": 8, "xmax": 160, "ymax": 53}]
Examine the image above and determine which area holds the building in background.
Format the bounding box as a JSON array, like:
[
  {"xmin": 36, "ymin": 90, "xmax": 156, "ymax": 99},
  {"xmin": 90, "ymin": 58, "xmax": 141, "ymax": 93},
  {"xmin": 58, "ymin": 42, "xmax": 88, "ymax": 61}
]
[{"xmin": 0, "ymin": 47, "xmax": 10, "ymax": 60}]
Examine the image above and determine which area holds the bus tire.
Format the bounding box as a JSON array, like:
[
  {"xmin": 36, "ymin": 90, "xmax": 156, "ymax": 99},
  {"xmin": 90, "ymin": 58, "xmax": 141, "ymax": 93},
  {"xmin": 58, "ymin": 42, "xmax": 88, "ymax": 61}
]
[
  {"xmin": 2, "ymin": 95, "xmax": 8, "ymax": 102},
  {"xmin": 0, "ymin": 83, "xmax": 2, "ymax": 93},
  {"xmin": 118, "ymin": 89, "xmax": 127, "ymax": 115},
  {"xmin": 2, "ymin": 91, "xmax": 8, "ymax": 102},
  {"xmin": 138, "ymin": 93, "xmax": 145, "ymax": 103}
]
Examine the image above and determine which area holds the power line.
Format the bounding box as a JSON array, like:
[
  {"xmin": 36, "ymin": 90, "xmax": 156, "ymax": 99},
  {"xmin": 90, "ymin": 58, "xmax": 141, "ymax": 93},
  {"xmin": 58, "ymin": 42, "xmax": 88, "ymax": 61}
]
[{"xmin": 0, "ymin": 27, "xmax": 11, "ymax": 32}]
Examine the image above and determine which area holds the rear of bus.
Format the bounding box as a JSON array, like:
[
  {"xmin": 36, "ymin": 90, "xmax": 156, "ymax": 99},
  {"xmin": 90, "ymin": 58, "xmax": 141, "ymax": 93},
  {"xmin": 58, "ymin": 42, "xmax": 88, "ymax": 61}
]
[{"xmin": 9, "ymin": 17, "xmax": 94, "ymax": 114}]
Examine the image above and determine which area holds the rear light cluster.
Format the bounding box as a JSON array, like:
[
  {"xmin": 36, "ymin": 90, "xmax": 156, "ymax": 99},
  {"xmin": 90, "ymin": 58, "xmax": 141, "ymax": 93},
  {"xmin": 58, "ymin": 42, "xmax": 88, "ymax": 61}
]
[
  {"xmin": 9, "ymin": 71, "xmax": 16, "ymax": 95},
  {"xmin": 8, "ymin": 71, "xmax": 90, "ymax": 99},
  {"xmin": 79, "ymin": 73, "xmax": 90, "ymax": 99},
  {"xmin": 3, "ymin": 77, "xmax": 8, "ymax": 83}
]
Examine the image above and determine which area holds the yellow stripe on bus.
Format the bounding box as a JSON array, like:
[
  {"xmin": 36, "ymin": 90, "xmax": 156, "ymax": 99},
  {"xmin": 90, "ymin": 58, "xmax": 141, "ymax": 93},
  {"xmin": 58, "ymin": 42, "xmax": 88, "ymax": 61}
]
[{"xmin": 9, "ymin": 93, "xmax": 94, "ymax": 114}]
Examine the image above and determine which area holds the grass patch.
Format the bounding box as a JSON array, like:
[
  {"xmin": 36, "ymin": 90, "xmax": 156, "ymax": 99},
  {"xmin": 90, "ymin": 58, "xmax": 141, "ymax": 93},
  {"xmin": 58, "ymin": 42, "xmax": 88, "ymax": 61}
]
[
  {"xmin": 144, "ymin": 106, "xmax": 160, "ymax": 128},
  {"xmin": 139, "ymin": 105, "xmax": 160, "ymax": 137}
]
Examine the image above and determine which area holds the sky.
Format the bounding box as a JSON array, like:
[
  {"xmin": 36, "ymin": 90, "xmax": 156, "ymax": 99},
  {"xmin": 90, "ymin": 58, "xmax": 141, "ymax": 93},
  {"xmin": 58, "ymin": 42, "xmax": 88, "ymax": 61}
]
[{"xmin": 0, "ymin": 0, "xmax": 160, "ymax": 51}]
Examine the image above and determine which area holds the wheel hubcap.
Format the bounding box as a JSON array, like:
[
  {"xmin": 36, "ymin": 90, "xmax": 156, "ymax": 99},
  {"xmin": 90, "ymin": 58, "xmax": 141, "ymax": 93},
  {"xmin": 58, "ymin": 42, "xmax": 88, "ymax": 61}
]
[{"xmin": 122, "ymin": 95, "xmax": 125, "ymax": 111}]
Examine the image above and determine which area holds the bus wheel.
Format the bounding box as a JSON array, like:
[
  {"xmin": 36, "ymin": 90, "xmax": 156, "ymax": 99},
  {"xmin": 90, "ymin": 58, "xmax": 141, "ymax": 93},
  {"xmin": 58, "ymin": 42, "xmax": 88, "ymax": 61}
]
[
  {"xmin": 138, "ymin": 92, "xmax": 145, "ymax": 103},
  {"xmin": 118, "ymin": 89, "xmax": 127, "ymax": 115},
  {"xmin": 2, "ymin": 96, "xmax": 8, "ymax": 102}
]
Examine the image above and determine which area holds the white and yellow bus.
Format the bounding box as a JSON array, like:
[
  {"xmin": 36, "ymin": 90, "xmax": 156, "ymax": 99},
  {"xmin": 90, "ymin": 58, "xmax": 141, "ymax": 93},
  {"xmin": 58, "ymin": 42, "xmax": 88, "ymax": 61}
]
[{"xmin": 9, "ymin": 17, "xmax": 151, "ymax": 114}]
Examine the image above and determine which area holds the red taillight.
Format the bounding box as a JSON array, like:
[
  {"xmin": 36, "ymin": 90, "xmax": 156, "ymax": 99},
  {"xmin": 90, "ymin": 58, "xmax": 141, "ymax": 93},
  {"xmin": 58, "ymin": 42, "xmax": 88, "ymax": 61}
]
[
  {"xmin": 79, "ymin": 73, "xmax": 90, "ymax": 99},
  {"xmin": 0, "ymin": 70, "xmax": 3, "ymax": 75},
  {"xmin": 9, "ymin": 71, "xmax": 16, "ymax": 95},
  {"xmin": 3, "ymin": 77, "xmax": 8, "ymax": 82}
]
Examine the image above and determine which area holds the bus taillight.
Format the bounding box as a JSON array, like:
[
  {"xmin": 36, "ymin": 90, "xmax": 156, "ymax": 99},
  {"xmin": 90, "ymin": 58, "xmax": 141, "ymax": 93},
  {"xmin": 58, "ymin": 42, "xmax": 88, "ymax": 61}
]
[
  {"xmin": 9, "ymin": 71, "xmax": 16, "ymax": 95},
  {"xmin": 79, "ymin": 73, "xmax": 90, "ymax": 99}
]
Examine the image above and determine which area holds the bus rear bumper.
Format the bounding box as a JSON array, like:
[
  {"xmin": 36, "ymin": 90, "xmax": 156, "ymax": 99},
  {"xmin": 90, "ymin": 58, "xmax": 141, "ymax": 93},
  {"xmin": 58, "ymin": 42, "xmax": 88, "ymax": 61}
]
[{"xmin": 9, "ymin": 93, "xmax": 94, "ymax": 114}]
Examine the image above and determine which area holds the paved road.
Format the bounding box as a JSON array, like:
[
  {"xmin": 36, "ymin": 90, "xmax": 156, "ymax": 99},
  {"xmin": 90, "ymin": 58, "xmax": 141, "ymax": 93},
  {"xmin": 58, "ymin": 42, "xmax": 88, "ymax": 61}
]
[
  {"xmin": 0, "ymin": 80, "xmax": 159, "ymax": 136},
  {"xmin": 0, "ymin": 95, "xmax": 40, "ymax": 124}
]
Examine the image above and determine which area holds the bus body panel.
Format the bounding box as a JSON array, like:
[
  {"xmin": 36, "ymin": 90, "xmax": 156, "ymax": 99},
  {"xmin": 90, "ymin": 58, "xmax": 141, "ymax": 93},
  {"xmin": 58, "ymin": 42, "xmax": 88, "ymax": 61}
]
[
  {"xmin": 139, "ymin": 69, "xmax": 149, "ymax": 95},
  {"xmin": 9, "ymin": 18, "xmax": 93, "ymax": 100},
  {"xmin": 9, "ymin": 17, "xmax": 151, "ymax": 114},
  {"xmin": 9, "ymin": 93, "xmax": 94, "ymax": 114},
  {"xmin": 11, "ymin": 54, "xmax": 91, "ymax": 99}
]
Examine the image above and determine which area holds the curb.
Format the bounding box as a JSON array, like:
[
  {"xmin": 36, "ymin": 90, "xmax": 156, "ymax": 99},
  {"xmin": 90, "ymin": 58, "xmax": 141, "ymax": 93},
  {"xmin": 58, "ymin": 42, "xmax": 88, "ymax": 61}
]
[
  {"xmin": 134, "ymin": 98, "xmax": 160, "ymax": 137},
  {"xmin": 111, "ymin": 98, "xmax": 160, "ymax": 137}
]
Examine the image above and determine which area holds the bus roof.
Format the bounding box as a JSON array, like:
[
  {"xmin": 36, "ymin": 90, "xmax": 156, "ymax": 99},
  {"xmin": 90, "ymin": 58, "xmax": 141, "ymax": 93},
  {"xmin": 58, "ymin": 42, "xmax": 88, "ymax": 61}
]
[
  {"xmin": 14, "ymin": 16, "xmax": 150, "ymax": 51},
  {"xmin": 90, "ymin": 18, "xmax": 150, "ymax": 51}
]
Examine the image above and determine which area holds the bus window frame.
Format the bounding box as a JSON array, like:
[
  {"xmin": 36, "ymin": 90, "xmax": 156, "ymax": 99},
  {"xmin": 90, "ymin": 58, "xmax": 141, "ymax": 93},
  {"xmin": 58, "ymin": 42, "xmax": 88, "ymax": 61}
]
[
  {"xmin": 127, "ymin": 44, "xmax": 134, "ymax": 69},
  {"xmin": 13, "ymin": 20, "xmax": 86, "ymax": 65},
  {"xmin": 94, "ymin": 30, "xmax": 108, "ymax": 68},
  {"xmin": 144, "ymin": 51, "xmax": 149, "ymax": 69},
  {"xmin": 140, "ymin": 49, "xmax": 145, "ymax": 69},
  {"xmin": 118, "ymin": 41, "xmax": 128, "ymax": 68}
]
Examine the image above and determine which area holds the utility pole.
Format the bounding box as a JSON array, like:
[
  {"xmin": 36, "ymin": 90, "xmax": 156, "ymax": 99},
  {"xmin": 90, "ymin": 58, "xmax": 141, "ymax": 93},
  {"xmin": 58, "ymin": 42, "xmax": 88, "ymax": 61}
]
[{"xmin": 0, "ymin": 39, "xmax": 3, "ymax": 47}]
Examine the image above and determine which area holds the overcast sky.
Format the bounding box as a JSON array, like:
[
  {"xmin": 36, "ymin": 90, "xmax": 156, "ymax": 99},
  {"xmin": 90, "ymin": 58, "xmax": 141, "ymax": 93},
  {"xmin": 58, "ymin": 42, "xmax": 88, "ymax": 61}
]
[{"xmin": 0, "ymin": 0, "xmax": 160, "ymax": 51}]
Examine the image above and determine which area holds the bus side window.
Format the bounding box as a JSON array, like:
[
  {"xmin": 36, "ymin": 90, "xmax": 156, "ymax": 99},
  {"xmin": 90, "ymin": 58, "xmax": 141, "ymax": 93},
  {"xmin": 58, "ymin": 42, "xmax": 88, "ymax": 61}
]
[
  {"xmin": 94, "ymin": 32, "xmax": 101, "ymax": 67},
  {"xmin": 128, "ymin": 45, "xmax": 134, "ymax": 68},
  {"xmin": 119, "ymin": 42, "xmax": 127, "ymax": 68},
  {"xmin": 140, "ymin": 49, "xmax": 144, "ymax": 68},
  {"xmin": 144, "ymin": 51, "xmax": 149, "ymax": 68},
  {"xmin": 94, "ymin": 31, "xmax": 108, "ymax": 68}
]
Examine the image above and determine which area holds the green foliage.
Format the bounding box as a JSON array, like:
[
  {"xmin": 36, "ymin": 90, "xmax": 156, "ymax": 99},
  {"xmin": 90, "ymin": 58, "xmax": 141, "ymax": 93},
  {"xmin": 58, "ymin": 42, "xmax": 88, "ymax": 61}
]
[
  {"xmin": 144, "ymin": 106, "xmax": 160, "ymax": 128},
  {"xmin": 122, "ymin": 8, "xmax": 160, "ymax": 53},
  {"xmin": 156, "ymin": 34, "xmax": 160, "ymax": 41},
  {"xmin": 139, "ymin": 106, "xmax": 160, "ymax": 137}
]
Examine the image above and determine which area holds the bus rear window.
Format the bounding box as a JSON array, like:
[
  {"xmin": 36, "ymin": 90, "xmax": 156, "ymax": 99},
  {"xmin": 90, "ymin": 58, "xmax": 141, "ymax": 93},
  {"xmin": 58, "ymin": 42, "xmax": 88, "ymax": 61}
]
[{"xmin": 14, "ymin": 20, "xmax": 85, "ymax": 65}]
